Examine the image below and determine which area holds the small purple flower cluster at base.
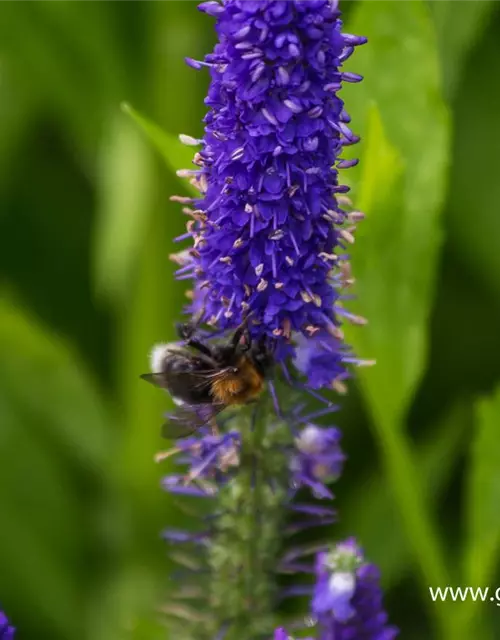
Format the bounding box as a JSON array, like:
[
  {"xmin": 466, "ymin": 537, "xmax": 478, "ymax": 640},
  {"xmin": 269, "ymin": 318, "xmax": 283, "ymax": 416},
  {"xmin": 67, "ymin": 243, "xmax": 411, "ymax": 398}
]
[
  {"xmin": 158, "ymin": 429, "xmax": 241, "ymax": 499},
  {"xmin": 172, "ymin": 0, "xmax": 368, "ymax": 390},
  {"xmin": 159, "ymin": 414, "xmax": 347, "ymax": 593},
  {"xmin": 159, "ymin": 418, "xmax": 344, "ymax": 499},
  {"xmin": 312, "ymin": 539, "xmax": 398, "ymax": 640},
  {"xmin": 0, "ymin": 611, "xmax": 15, "ymax": 640}
]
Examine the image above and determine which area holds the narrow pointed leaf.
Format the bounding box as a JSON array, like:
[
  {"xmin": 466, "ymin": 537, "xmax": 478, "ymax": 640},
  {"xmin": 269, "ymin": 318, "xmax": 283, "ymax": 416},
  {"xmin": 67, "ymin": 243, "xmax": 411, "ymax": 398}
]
[
  {"xmin": 344, "ymin": 0, "xmax": 450, "ymax": 427},
  {"xmin": 93, "ymin": 112, "xmax": 155, "ymax": 302},
  {"xmin": 430, "ymin": 1, "xmax": 496, "ymax": 100},
  {"xmin": 122, "ymin": 102, "xmax": 198, "ymax": 196}
]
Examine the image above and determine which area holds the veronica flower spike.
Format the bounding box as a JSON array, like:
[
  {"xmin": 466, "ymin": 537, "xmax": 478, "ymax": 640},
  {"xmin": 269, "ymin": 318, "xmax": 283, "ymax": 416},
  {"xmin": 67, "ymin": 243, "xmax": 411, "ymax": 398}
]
[
  {"xmin": 150, "ymin": 1, "xmax": 390, "ymax": 638},
  {"xmin": 173, "ymin": 0, "xmax": 369, "ymax": 391}
]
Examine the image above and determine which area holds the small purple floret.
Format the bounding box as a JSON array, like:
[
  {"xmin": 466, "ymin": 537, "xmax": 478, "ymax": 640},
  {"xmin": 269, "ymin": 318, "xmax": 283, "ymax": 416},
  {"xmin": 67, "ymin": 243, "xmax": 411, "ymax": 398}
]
[
  {"xmin": 291, "ymin": 424, "xmax": 345, "ymax": 498},
  {"xmin": 294, "ymin": 332, "xmax": 348, "ymax": 390}
]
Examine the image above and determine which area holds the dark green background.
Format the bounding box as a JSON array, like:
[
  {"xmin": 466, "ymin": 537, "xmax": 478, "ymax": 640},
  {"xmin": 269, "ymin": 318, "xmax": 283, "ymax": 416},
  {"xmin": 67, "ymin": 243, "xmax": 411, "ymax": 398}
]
[{"xmin": 0, "ymin": 2, "xmax": 499, "ymax": 639}]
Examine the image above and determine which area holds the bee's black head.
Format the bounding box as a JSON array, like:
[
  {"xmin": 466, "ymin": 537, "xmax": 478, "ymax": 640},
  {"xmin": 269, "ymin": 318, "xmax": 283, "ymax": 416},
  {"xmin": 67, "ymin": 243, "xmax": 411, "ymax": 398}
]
[
  {"xmin": 212, "ymin": 325, "xmax": 275, "ymax": 376},
  {"xmin": 246, "ymin": 335, "xmax": 275, "ymax": 377},
  {"xmin": 213, "ymin": 343, "xmax": 242, "ymax": 368}
]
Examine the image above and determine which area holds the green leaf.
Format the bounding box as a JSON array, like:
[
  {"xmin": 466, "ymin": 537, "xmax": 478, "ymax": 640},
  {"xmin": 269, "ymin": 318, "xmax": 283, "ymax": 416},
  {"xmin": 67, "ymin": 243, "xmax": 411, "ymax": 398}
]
[
  {"xmin": 0, "ymin": 297, "xmax": 113, "ymax": 638},
  {"xmin": 344, "ymin": 0, "xmax": 450, "ymax": 427},
  {"xmin": 346, "ymin": 104, "xmax": 407, "ymax": 426},
  {"xmin": 0, "ymin": 3, "xmax": 113, "ymax": 160},
  {"xmin": 93, "ymin": 112, "xmax": 155, "ymax": 302},
  {"xmin": 0, "ymin": 68, "xmax": 41, "ymax": 194},
  {"xmin": 429, "ymin": 1, "xmax": 496, "ymax": 101},
  {"xmin": 121, "ymin": 102, "xmax": 199, "ymax": 196},
  {"xmin": 0, "ymin": 296, "xmax": 112, "ymax": 463},
  {"xmin": 446, "ymin": 13, "xmax": 500, "ymax": 301}
]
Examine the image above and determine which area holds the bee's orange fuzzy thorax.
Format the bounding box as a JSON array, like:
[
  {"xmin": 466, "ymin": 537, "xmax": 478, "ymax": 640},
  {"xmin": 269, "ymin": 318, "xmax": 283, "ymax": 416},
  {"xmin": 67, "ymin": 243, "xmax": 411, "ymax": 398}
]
[{"xmin": 211, "ymin": 357, "xmax": 264, "ymax": 405}]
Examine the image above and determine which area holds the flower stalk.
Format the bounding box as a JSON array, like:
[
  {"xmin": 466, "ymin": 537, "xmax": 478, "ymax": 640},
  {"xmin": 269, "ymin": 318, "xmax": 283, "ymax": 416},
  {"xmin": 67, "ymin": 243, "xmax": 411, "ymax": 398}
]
[
  {"xmin": 162, "ymin": 402, "xmax": 291, "ymax": 639},
  {"xmin": 207, "ymin": 404, "xmax": 289, "ymax": 639}
]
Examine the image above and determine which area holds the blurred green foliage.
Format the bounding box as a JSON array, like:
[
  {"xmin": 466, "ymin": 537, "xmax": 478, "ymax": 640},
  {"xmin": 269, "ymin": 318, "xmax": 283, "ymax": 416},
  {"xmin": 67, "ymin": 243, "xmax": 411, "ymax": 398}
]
[{"xmin": 0, "ymin": 2, "xmax": 500, "ymax": 639}]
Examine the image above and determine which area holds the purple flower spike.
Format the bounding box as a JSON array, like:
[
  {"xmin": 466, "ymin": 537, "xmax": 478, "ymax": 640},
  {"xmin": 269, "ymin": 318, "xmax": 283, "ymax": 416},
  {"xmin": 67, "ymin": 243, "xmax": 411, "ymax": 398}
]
[
  {"xmin": 0, "ymin": 611, "xmax": 15, "ymax": 640},
  {"xmin": 312, "ymin": 539, "xmax": 398, "ymax": 640},
  {"xmin": 173, "ymin": 0, "xmax": 367, "ymax": 389},
  {"xmin": 291, "ymin": 424, "xmax": 345, "ymax": 498}
]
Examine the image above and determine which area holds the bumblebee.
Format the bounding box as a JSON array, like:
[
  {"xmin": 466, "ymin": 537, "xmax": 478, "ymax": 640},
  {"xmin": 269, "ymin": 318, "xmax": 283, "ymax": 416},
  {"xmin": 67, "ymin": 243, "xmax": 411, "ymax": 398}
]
[{"xmin": 141, "ymin": 319, "xmax": 274, "ymax": 438}]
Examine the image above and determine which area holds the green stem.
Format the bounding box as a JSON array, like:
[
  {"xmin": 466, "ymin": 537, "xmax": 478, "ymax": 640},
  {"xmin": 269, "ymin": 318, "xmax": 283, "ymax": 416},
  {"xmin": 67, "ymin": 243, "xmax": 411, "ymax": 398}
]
[
  {"xmin": 249, "ymin": 403, "xmax": 266, "ymax": 614},
  {"xmin": 372, "ymin": 414, "xmax": 455, "ymax": 639}
]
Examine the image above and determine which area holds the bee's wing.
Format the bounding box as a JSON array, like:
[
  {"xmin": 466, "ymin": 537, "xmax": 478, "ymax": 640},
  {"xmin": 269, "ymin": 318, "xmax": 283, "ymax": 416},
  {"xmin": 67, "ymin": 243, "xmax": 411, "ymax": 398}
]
[
  {"xmin": 140, "ymin": 352, "xmax": 229, "ymax": 390},
  {"xmin": 140, "ymin": 372, "xmax": 170, "ymax": 389},
  {"xmin": 161, "ymin": 402, "xmax": 226, "ymax": 440}
]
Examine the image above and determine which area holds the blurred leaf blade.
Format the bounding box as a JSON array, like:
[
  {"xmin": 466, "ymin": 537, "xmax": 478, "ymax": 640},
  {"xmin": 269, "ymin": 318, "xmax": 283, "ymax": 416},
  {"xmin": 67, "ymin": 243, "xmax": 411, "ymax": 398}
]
[
  {"xmin": 345, "ymin": 0, "xmax": 450, "ymax": 427},
  {"xmin": 347, "ymin": 103, "xmax": 406, "ymax": 425},
  {"xmin": 121, "ymin": 103, "xmax": 198, "ymax": 196},
  {"xmin": 430, "ymin": 0, "xmax": 496, "ymax": 101},
  {"xmin": 93, "ymin": 112, "xmax": 155, "ymax": 303},
  {"xmin": 0, "ymin": 295, "xmax": 112, "ymax": 463},
  {"xmin": 446, "ymin": 12, "xmax": 500, "ymax": 303},
  {"xmin": 0, "ymin": 3, "xmax": 112, "ymax": 160},
  {"xmin": 0, "ymin": 296, "xmax": 114, "ymax": 639}
]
